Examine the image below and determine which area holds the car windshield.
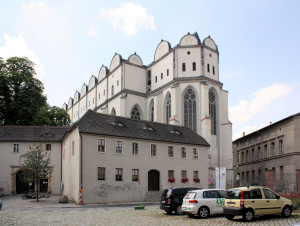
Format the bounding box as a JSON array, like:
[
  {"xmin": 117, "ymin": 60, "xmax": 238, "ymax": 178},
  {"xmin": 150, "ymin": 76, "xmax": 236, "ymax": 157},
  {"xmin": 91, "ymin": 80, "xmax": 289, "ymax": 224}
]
[
  {"xmin": 226, "ymin": 189, "xmax": 241, "ymax": 199},
  {"xmin": 185, "ymin": 192, "xmax": 196, "ymax": 199}
]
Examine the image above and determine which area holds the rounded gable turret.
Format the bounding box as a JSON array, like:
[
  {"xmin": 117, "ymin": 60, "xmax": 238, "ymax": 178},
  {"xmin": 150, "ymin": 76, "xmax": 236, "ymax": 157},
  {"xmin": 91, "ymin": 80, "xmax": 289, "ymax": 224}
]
[
  {"xmin": 128, "ymin": 53, "xmax": 143, "ymax": 66},
  {"xmin": 203, "ymin": 36, "xmax": 218, "ymax": 50},
  {"xmin": 154, "ymin": 40, "xmax": 171, "ymax": 61},
  {"xmin": 110, "ymin": 53, "xmax": 123, "ymax": 71},
  {"xmin": 73, "ymin": 91, "xmax": 80, "ymax": 103},
  {"xmin": 179, "ymin": 32, "xmax": 200, "ymax": 46},
  {"xmin": 88, "ymin": 75, "xmax": 97, "ymax": 90},
  {"xmin": 98, "ymin": 65, "xmax": 109, "ymax": 81},
  {"xmin": 81, "ymin": 84, "xmax": 88, "ymax": 96}
]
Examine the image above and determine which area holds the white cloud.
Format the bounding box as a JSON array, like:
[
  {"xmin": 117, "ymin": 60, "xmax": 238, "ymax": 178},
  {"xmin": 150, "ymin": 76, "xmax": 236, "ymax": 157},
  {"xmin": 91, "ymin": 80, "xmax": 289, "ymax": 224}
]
[
  {"xmin": 88, "ymin": 27, "xmax": 98, "ymax": 36},
  {"xmin": 229, "ymin": 83, "xmax": 294, "ymax": 126},
  {"xmin": 98, "ymin": 2, "xmax": 156, "ymax": 37},
  {"xmin": 225, "ymin": 69, "xmax": 242, "ymax": 79},
  {"xmin": 0, "ymin": 33, "xmax": 45, "ymax": 77}
]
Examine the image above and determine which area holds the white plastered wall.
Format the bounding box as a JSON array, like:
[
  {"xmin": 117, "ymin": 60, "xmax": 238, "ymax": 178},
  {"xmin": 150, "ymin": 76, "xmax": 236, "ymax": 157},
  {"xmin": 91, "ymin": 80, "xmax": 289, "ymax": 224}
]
[
  {"xmin": 80, "ymin": 134, "xmax": 208, "ymax": 204},
  {"xmin": 124, "ymin": 64, "xmax": 147, "ymax": 93},
  {"xmin": 177, "ymin": 47, "xmax": 201, "ymax": 77},
  {"xmin": 62, "ymin": 128, "xmax": 81, "ymax": 203}
]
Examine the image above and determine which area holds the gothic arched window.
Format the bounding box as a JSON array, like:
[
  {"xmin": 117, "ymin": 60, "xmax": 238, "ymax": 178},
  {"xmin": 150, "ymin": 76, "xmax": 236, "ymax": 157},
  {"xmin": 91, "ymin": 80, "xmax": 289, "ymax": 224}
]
[
  {"xmin": 131, "ymin": 106, "xmax": 141, "ymax": 119},
  {"xmin": 166, "ymin": 94, "xmax": 171, "ymax": 124},
  {"xmin": 111, "ymin": 108, "xmax": 116, "ymax": 116},
  {"xmin": 111, "ymin": 85, "xmax": 114, "ymax": 96},
  {"xmin": 209, "ymin": 90, "xmax": 216, "ymax": 135},
  {"xmin": 184, "ymin": 88, "xmax": 197, "ymax": 131},
  {"xmin": 150, "ymin": 100, "xmax": 154, "ymax": 122}
]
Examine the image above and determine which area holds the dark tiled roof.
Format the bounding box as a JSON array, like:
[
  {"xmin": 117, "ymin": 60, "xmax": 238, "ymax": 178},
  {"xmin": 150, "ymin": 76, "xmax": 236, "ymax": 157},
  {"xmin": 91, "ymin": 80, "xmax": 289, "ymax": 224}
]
[
  {"xmin": 0, "ymin": 126, "xmax": 69, "ymax": 142},
  {"xmin": 72, "ymin": 110, "xmax": 209, "ymax": 146}
]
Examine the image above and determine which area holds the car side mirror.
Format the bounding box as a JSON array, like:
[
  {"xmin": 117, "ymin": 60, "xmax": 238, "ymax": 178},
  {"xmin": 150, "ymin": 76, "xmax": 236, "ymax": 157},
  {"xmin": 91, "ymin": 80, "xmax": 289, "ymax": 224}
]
[{"xmin": 276, "ymin": 195, "xmax": 280, "ymax": 199}]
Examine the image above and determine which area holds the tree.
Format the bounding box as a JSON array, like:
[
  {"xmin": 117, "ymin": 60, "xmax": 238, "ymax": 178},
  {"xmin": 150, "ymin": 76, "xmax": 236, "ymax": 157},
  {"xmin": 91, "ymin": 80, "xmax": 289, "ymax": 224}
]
[
  {"xmin": 21, "ymin": 144, "xmax": 53, "ymax": 202},
  {"xmin": 0, "ymin": 57, "xmax": 70, "ymax": 126},
  {"xmin": 0, "ymin": 57, "xmax": 47, "ymax": 125},
  {"xmin": 34, "ymin": 105, "xmax": 71, "ymax": 126}
]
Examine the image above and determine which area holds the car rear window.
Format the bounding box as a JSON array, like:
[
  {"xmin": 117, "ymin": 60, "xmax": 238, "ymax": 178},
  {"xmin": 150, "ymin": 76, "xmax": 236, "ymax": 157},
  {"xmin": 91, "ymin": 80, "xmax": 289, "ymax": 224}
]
[
  {"xmin": 185, "ymin": 192, "xmax": 197, "ymax": 199},
  {"xmin": 226, "ymin": 189, "xmax": 241, "ymax": 199}
]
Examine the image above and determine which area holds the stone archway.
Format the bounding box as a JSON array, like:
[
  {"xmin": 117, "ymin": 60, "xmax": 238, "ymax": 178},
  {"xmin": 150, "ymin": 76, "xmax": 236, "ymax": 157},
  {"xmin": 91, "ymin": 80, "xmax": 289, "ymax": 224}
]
[{"xmin": 148, "ymin": 170, "xmax": 160, "ymax": 191}]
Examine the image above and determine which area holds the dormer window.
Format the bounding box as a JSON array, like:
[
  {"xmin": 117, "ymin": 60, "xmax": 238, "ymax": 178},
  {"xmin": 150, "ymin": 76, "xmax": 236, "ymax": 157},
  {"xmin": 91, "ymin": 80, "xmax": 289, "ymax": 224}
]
[
  {"xmin": 142, "ymin": 125, "xmax": 154, "ymax": 131},
  {"xmin": 170, "ymin": 130, "xmax": 181, "ymax": 135},
  {"xmin": 109, "ymin": 121, "xmax": 124, "ymax": 127}
]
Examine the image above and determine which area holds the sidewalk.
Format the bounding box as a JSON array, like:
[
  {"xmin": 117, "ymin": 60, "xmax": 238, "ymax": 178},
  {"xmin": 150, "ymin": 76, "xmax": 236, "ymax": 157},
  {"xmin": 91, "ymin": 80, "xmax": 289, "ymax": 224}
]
[{"xmin": 0, "ymin": 194, "xmax": 159, "ymax": 209}]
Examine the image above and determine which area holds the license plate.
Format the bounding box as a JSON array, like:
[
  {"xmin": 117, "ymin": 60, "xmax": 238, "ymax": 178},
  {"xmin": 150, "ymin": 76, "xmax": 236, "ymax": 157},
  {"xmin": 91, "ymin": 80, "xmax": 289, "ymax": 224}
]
[{"xmin": 161, "ymin": 200, "xmax": 165, "ymax": 203}]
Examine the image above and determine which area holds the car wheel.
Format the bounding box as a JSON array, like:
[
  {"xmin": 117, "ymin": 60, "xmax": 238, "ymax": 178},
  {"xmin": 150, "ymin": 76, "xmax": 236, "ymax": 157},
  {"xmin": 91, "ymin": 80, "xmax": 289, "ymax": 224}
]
[
  {"xmin": 198, "ymin": 206, "xmax": 209, "ymax": 218},
  {"xmin": 165, "ymin": 210, "xmax": 172, "ymax": 214},
  {"xmin": 225, "ymin": 214, "xmax": 234, "ymax": 220},
  {"xmin": 282, "ymin": 206, "xmax": 292, "ymax": 218},
  {"xmin": 174, "ymin": 205, "xmax": 183, "ymax": 215},
  {"xmin": 243, "ymin": 209, "xmax": 254, "ymax": 222}
]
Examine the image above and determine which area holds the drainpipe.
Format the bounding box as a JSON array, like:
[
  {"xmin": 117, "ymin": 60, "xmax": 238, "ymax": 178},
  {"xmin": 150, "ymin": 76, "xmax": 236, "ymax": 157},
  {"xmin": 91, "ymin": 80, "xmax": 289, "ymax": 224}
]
[{"xmin": 60, "ymin": 142, "xmax": 63, "ymax": 195}]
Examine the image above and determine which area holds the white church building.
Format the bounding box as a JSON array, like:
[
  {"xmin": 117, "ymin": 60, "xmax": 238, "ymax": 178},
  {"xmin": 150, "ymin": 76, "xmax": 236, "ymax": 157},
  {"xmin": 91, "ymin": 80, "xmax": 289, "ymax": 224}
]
[{"xmin": 63, "ymin": 32, "xmax": 233, "ymax": 187}]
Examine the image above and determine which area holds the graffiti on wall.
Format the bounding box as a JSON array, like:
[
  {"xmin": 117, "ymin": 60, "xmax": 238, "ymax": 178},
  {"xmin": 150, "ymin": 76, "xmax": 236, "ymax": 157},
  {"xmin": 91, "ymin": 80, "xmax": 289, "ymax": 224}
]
[{"xmin": 95, "ymin": 182, "xmax": 138, "ymax": 198}]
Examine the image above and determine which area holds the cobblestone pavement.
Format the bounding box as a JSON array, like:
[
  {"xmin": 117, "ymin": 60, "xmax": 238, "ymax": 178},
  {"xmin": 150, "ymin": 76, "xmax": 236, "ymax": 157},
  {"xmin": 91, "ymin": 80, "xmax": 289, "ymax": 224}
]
[{"xmin": 0, "ymin": 195, "xmax": 300, "ymax": 225}]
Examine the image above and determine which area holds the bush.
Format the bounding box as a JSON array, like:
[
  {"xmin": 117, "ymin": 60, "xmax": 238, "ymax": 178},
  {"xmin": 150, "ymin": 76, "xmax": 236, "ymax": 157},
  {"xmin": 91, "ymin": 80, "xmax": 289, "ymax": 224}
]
[{"xmin": 280, "ymin": 192, "xmax": 300, "ymax": 209}]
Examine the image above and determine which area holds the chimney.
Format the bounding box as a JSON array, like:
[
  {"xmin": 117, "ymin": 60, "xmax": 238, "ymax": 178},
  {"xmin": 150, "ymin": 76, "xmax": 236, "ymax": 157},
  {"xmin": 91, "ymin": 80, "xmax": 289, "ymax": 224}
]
[{"xmin": 243, "ymin": 132, "xmax": 245, "ymax": 137}]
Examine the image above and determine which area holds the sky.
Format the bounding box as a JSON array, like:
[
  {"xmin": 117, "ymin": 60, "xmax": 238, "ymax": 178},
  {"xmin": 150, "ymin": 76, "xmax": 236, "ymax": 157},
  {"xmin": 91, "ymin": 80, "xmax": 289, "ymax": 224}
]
[{"xmin": 0, "ymin": 0, "xmax": 300, "ymax": 140}]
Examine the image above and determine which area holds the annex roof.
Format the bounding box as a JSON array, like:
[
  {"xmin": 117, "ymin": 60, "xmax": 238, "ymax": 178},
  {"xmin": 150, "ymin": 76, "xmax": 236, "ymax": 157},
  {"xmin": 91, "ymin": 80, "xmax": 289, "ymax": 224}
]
[
  {"xmin": 0, "ymin": 126, "xmax": 69, "ymax": 142},
  {"xmin": 71, "ymin": 110, "xmax": 210, "ymax": 146}
]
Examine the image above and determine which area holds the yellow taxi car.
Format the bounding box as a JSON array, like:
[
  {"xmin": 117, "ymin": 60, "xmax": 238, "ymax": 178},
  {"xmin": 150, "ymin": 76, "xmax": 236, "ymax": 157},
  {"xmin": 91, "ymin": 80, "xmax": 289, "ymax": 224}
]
[{"xmin": 223, "ymin": 186, "xmax": 293, "ymax": 221}]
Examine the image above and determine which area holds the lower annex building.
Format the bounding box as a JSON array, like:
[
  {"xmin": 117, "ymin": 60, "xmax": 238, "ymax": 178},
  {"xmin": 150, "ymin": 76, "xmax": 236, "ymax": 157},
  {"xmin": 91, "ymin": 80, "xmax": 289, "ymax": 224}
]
[
  {"xmin": 0, "ymin": 110, "xmax": 210, "ymax": 203},
  {"xmin": 232, "ymin": 113, "xmax": 300, "ymax": 193}
]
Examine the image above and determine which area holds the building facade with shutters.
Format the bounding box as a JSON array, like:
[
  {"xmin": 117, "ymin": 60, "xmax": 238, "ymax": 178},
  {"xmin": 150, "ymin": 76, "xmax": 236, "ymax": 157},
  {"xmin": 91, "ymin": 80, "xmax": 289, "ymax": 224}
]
[
  {"xmin": 63, "ymin": 32, "xmax": 233, "ymax": 187},
  {"xmin": 232, "ymin": 113, "xmax": 300, "ymax": 193}
]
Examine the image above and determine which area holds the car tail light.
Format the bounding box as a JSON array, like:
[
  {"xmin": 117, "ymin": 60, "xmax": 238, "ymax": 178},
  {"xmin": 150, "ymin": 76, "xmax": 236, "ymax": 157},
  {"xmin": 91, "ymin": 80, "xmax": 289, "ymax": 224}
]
[
  {"xmin": 240, "ymin": 190, "xmax": 244, "ymax": 207},
  {"xmin": 189, "ymin": 199, "xmax": 198, "ymax": 203},
  {"xmin": 168, "ymin": 199, "xmax": 171, "ymax": 204}
]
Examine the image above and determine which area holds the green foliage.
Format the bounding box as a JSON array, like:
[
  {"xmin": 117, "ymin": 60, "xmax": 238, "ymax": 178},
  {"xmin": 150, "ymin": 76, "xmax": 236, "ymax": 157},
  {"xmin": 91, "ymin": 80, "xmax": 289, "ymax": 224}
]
[
  {"xmin": 21, "ymin": 144, "xmax": 53, "ymax": 201},
  {"xmin": 34, "ymin": 106, "xmax": 71, "ymax": 126},
  {"xmin": 0, "ymin": 57, "xmax": 70, "ymax": 126},
  {"xmin": 0, "ymin": 57, "xmax": 47, "ymax": 125}
]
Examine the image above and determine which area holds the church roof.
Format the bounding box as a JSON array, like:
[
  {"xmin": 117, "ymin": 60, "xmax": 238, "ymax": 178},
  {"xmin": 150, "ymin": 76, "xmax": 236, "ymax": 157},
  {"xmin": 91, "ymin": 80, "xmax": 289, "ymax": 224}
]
[
  {"xmin": 71, "ymin": 110, "xmax": 210, "ymax": 146},
  {"xmin": 0, "ymin": 126, "xmax": 69, "ymax": 142}
]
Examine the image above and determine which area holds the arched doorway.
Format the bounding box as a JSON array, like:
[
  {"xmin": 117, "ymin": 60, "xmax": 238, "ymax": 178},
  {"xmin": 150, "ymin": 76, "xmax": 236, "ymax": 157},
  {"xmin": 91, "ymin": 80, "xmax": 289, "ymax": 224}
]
[
  {"xmin": 148, "ymin": 170, "xmax": 160, "ymax": 191},
  {"xmin": 16, "ymin": 171, "xmax": 30, "ymax": 194}
]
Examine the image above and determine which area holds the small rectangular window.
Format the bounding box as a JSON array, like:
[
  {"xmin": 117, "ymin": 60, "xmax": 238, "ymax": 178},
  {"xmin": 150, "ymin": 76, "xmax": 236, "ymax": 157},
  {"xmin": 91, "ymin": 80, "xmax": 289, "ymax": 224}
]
[
  {"xmin": 168, "ymin": 146, "xmax": 174, "ymax": 158},
  {"xmin": 181, "ymin": 147, "xmax": 187, "ymax": 158},
  {"xmin": 161, "ymin": 73, "xmax": 163, "ymax": 79},
  {"xmin": 115, "ymin": 141, "xmax": 122, "ymax": 154},
  {"xmin": 192, "ymin": 62, "xmax": 196, "ymax": 71},
  {"xmin": 193, "ymin": 171, "xmax": 198, "ymax": 178},
  {"xmin": 280, "ymin": 166, "xmax": 283, "ymax": 180},
  {"xmin": 181, "ymin": 170, "xmax": 187, "ymax": 178},
  {"xmin": 271, "ymin": 142, "xmax": 275, "ymax": 156},
  {"xmin": 98, "ymin": 139, "xmax": 105, "ymax": 153},
  {"xmin": 246, "ymin": 171, "xmax": 249, "ymax": 183},
  {"xmin": 182, "ymin": 63, "xmax": 186, "ymax": 72},
  {"xmin": 167, "ymin": 69, "xmax": 169, "ymax": 76},
  {"xmin": 168, "ymin": 170, "xmax": 174, "ymax": 179},
  {"xmin": 132, "ymin": 143, "xmax": 139, "ymax": 155},
  {"xmin": 207, "ymin": 64, "xmax": 210, "ymax": 73},
  {"xmin": 193, "ymin": 148, "xmax": 198, "ymax": 159},
  {"xmin": 46, "ymin": 144, "xmax": 51, "ymax": 151},
  {"xmin": 132, "ymin": 169, "xmax": 139, "ymax": 181},
  {"xmin": 13, "ymin": 144, "xmax": 19, "ymax": 153},
  {"xmin": 151, "ymin": 144, "xmax": 157, "ymax": 156},
  {"xmin": 241, "ymin": 152, "xmax": 244, "ymax": 163},
  {"xmin": 155, "ymin": 76, "xmax": 157, "ymax": 83},
  {"xmin": 98, "ymin": 167, "xmax": 105, "ymax": 180},
  {"xmin": 213, "ymin": 66, "xmax": 215, "ymax": 75},
  {"xmin": 279, "ymin": 140, "xmax": 283, "ymax": 155},
  {"xmin": 264, "ymin": 144, "xmax": 268, "ymax": 158},
  {"xmin": 115, "ymin": 168, "xmax": 123, "ymax": 181}
]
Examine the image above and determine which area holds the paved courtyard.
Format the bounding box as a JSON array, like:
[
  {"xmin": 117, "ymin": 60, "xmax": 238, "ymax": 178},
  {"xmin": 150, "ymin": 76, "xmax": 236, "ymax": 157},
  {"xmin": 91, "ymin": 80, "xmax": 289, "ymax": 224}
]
[{"xmin": 0, "ymin": 195, "xmax": 300, "ymax": 225}]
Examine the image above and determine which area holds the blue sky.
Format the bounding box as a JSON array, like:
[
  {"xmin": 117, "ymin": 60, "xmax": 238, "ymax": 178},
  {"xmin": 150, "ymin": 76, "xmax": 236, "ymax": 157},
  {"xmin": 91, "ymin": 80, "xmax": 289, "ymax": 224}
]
[{"xmin": 1, "ymin": 0, "xmax": 299, "ymax": 140}]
